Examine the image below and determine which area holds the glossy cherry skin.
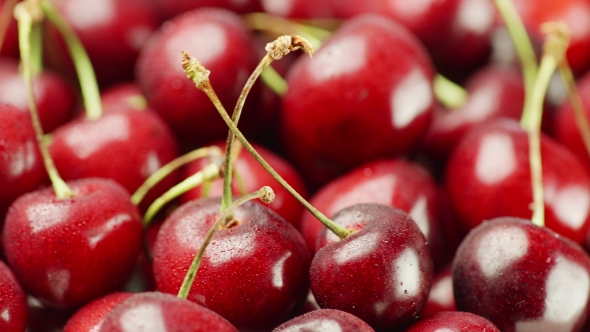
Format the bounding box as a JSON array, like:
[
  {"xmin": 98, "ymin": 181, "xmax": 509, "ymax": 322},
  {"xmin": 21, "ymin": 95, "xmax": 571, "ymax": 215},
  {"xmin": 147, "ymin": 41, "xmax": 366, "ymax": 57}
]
[
  {"xmin": 99, "ymin": 292, "xmax": 238, "ymax": 332},
  {"xmin": 420, "ymin": 265, "xmax": 456, "ymax": 318},
  {"xmin": 0, "ymin": 104, "xmax": 46, "ymax": 222},
  {"xmin": 453, "ymin": 217, "xmax": 590, "ymax": 331},
  {"xmin": 44, "ymin": 0, "xmax": 159, "ymax": 87},
  {"xmin": 445, "ymin": 118, "xmax": 590, "ymax": 247},
  {"xmin": 273, "ymin": 309, "xmax": 375, "ymax": 332},
  {"xmin": 0, "ymin": 57, "xmax": 76, "ymax": 133},
  {"xmin": 407, "ymin": 311, "xmax": 500, "ymax": 332},
  {"xmin": 136, "ymin": 8, "xmax": 271, "ymax": 147},
  {"xmin": 300, "ymin": 158, "xmax": 448, "ymax": 267},
  {"xmin": 0, "ymin": 0, "xmax": 18, "ymax": 58},
  {"xmin": 281, "ymin": 14, "xmax": 435, "ymax": 186},
  {"xmin": 152, "ymin": 197, "xmax": 311, "ymax": 331},
  {"xmin": 0, "ymin": 260, "xmax": 27, "ymax": 332},
  {"xmin": 150, "ymin": 0, "xmax": 261, "ymax": 21},
  {"xmin": 181, "ymin": 141, "xmax": 308, "ymax": 228},
  {"xmin": 3, "ymin": 178, "xmax": 143, "ymax": 309},
  {"xmin": 310, "ymin": 204, "xmax": 433, "ymax": 331},
  {"xmin": 64, "ymin": 292, "xmax": 132, "ymax": 332}
]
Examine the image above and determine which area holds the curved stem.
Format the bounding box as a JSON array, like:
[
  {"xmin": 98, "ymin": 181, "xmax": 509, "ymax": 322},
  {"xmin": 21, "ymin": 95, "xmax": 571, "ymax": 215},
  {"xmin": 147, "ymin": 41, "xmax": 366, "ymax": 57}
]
[
  {"xmin": 243, "ymin": 12, "xmax": 326, "ymax": 50},
  {"xmin": 177, "ymin": 186, "xmax": 274, "ymax": 300},
  {"xmin": 40, "ymin": 0, "xmax": 102, "ymax": 120},
  {"xmin": 132, "ymin": 146, "xmax": 222, "ymax": 205},
  {"xmin": 15, "ymin": 3, "xmax": 73, "ymax": 199},
  {"xmin": 261, "ymin": 65, "xmax": 288, "ymax": 96},
  {"xmin": 558, "ymin": 61, "xmax": 590, "ymax": 160},
  {"xmin": 142, "ymin": 163, "xmax": 221, "ymax": 227},
  {"xmin": 433, "ymin": 74, "xmax": 468, "ymax": 109}
]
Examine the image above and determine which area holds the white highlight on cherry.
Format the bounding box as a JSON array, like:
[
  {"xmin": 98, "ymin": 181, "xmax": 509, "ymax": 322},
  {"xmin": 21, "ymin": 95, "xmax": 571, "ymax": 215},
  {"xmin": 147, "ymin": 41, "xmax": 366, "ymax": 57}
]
[
  {"xmin": 475, "ymin": 133, "xmax": 517, "ymax": 185},
  {"xmin": 394, "ymin": 248, "xmax": 421, "ymax": 297},
  {"xmin": 388, "ymin": 0, "xmax": 436, "ymax": 18},
  {"xmin": 120, "ymin": 303, "xmax": 166, "ymax": 332},
  {"xmin": 65, "ymin": 114, "xmax": 130, "ymax": 160},
  {"xmin": 309, "ymin": 35, "xmax": 366, "ymax": 82},
  {"xmin": 280, "ymin": 319, "xmax": 343, "ymax": 332},
  {"xmin": 455, "ymin": 0, "xmax": 494, "ymax": 35},
  {"xmin": 8, "ymin": 141, "xmax": 36, "ymax": 178},
  {"xmin": 329, "ymin": 174, "xmax": 396, "ymax": 214},
  {"xmin": 47, "ymin": 269, "xmax": 70, "ymax": 301},
  {"xmin": 65, "ymin": 0, "xmax": 114, "ymax": 30},
  {"xmin": 391, "ymin": 68, "xmax": 432, "ymax": 129},
  {"xmin": 476, "ymin": 225, "xmax": 529, "ymax": 278},
  {"xmin": 545, "ymin": 185, "xmax": 590, "ymax": 230},
  {"xmin": 86, "ymin": 213, "xmax": 133, "ymax": 249},
  {"xmin": 409, "ymin": 196, "xmax": 430, "ymax": 239},
  {"xmin": 261, "ymin": 0, "xmax": 293, "ymax": 16},
  {"xmin": 27, "ymin": 203, "xmax": 70, "ymax": 233},
  {"xmin": 0, "ymin": 76, "xmax": 28, "ymax": 110},
  {"xmin": 1, "ymin": 309, "xmax": 9, "ymax": 322},
  {"xmin": 141, "ymin": 151, "xmax": 161, "ymax": 178},
  {"xmin": 167, "ymin": 23, "xmax": 226, "ymax": 69},
  {"xmin": 272, "ymin": 252, "xmax": 292, "ymax": 289},
  {"xmin": 334, "ymin": 232, "xmax": 379, "ymax": 265},
  {"xmin": 207, "ymin": 233, "xmax": 256, "ymax": 266},
  {"xmin": 429, "ymin": 275, "xmax": 454, "ymax": 308}
]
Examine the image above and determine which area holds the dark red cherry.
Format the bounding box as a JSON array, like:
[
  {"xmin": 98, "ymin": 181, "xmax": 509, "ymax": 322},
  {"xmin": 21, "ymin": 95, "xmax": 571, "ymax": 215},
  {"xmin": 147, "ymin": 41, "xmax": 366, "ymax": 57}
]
[
  {"xmin": 310, "ymin": 204, "xmax": 433, "ymax": 331},
  {"xmin": 64, "ymin": 292, "xmax": 132, "ymax": 332},
  {"xmin": 273, "ymin": 308, "xmax": 375, "ymax": 332},
  {"xmin": 281, "ymin": 14, "xmax": 435, "ymax": 186},
  {"xmin": 445, "ymin": 118, "xmax": 590, "ymax": 247},
  {"xmin": 152, "ymin": 197, "xmax": 311, "ymax": 331},
  {"xmin": 150, "ymin": 0, "xmax": 261, "ymax": 21},
  {"xmin": 26, "ymin": 296, "xmax": 73, "ymax": 332},
  {"xmin": 99, "ymin": 292, "xmax": 238, "ymax": 332},
  {"xmin": 407, "ymin": 311, "xmax": 500, "ymax": 332},
  {"xmin": 453, "ymin": 217, "xmax": 590, "ymax": 331},
  {"xmin": 0, "ymin": 0, "xmax": 18, "ymax": 58},
  {"xmin": 136, "ymin": 8, "xmax": 272, "ymax": 147},
  {"xmin": 3, "ymin": 178, "xmax": 143, "ymax": 308},
  {"xmin": 420, "ymin": 265, "xmax": 456, "ymax": 318},
  {"xmin": 181, "ymin": 141, "xmax": 308, "ymax": 227},
  {"xmin": 0, "ymin": 260, "xmax": 27, "ymax": 332}
]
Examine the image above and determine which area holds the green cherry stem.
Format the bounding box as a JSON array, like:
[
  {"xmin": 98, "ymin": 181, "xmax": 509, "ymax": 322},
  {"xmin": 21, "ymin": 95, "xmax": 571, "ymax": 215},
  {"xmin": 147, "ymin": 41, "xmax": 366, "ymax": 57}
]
[
  {"xmin": 29, "ymin": 20, "xmax": 42, "ymax": 75},
  {"xmin": 182, "ymin": 51, "xmax": 352, "ymax": 240},
  {"xmin": 15, "ymin": 2, "xmax": 74, "ymax": 199},
  {"xmin": 260, "ymin": 65, "xmax": 288, "ymax": 96},
  {"xmin": 40, "ymin": 0, "xmax": 102, "ymax": 120},
  {"xmin": 177, "ymin": 186, "xmax": 275, "ymax": 300},
  {"xmin": 433, "ymin": 74, "xmax": 468, "ymax": 109}
]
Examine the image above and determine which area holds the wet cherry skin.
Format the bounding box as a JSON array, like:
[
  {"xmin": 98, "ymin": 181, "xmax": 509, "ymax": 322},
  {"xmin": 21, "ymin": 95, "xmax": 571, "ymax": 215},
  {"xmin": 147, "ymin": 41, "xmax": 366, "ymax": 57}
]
[
  {"xmin": 63, "ymin": 292, "xmax": 132, "ymax": 332},
  {"xmin": 152, "ymin": 197, "xmax": 311, "ymax": 331},
  {"xmin": 281, "ymin": 14, "xmax": 435, "ymax": 186},
  {"xmin": 453, "ymin": 217, "xmax": 590, "ymax": 331},
  {"xmin": 3, "ymin": 178, "xmax": 143, "ymax": 309},
  {"xmin": 98, "ymin": 292, "xmax": 238, "ymax": 332},
  {"xmin": 273, "ymin": 308, "xmax": 375, "ymax": 332},
  {"xmin": 406, "ymin": 311, "xmax": 500, "ymax": 332},
  {"xmin": 445, "ymin": 118, "xmax": 590, "ymax": 248},
  {"xmin": 0, "ymin": 260, "xmax": 27, "ymax": 332},
  {"xmin": 420, "ymin": 265, "xmax": 456, "ymax": 318},
  {"xmin": 310, "ymin": 204, "xmax": 433, "ymax": 331}
]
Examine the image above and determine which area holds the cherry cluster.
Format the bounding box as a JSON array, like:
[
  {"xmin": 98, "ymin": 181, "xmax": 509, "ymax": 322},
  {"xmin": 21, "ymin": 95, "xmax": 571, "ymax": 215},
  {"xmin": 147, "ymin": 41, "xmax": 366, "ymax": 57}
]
[{"xmin": 2, "ymin": 0, "xmax": 590, "ymax": 331}]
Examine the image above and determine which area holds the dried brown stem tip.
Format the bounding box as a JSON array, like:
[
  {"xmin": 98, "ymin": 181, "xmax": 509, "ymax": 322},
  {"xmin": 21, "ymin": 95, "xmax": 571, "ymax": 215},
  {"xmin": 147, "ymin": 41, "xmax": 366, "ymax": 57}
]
[
  {"xmin": 13, "ymin": 0, "xmax": 43, "ymax": 22},
  {"xmin": 541, "ymin": 21, "xmax": 570, "ymax": 63},
  {"xmin": 265, "ymin": 35, "xmax": 314, "ymax": 60},
  {"xmin": 259, "ymin": 186, "xmax": 275, "ymax": 204},
  {"xmin": 181, "ymin": 50, "xmax": 210, "ymax": 88}
]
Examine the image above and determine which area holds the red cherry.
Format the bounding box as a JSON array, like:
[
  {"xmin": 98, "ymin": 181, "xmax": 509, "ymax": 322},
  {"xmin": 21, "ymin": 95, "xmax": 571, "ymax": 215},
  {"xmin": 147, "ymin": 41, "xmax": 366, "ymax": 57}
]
[
  {"xmin": 150, "ymin": 0, "xmax": 261, "ymax": 21},
  {"xmin": 453, "ymin": 217, "xmax": 590, "ymax": 330},
  {"xmin": 63, "ymin": 292, "xmax": 132, "ymax": 332},
  {"xmin": 281, "ymin": 14, "xmax": 435, "ymax": 186},
  {"xmin": 152, "ymin": 197, "xmax": 311, "ymax": 330},
  {"xmin": 407, "ymin": 311, "xmax": 500, "ymax": 332},
  {"xmin": 420, "ymin": 265, "xmax": 456, "ymax": 318},
  {"xmin": 0, "ymin": 260, "xmax": 27, "ymax": 332},
  {"xmin": 273, "ymin": 308, "xmax": 375, "ymax": 332},
  {"xmin": 98, "ymin": 292, "xmax": 238, "ymax": 332},
  {"xmin": 0, "ymin": 0, "xmax": 18, "ymax": 58},
  {"xmin": 3, "ymin": 178, "xmax": 143, "ymax": 308},
  {"xmin": 310, "ymin": 204, "xmax": 433, "ymax": 330}
]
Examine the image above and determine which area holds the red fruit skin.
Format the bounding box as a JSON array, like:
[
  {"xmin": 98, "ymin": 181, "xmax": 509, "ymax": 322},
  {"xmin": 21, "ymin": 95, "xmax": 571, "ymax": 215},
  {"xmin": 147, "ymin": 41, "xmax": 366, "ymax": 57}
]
[
  {"xmin": 0, "ymin": 104, "xmax": 46, "ymax": 221},
  {"xmin": 453, "ymin": 217, "xmax": 590, "ymax": 331},
  {"xmin": 64, "ymin": 292, "xmax": 132, "ymax": 332},
  {"xmin": 0, "ymin": 0, "xmax": 18, "ymax": 58},
  {"xmin": 181, "ymin": 141, "xmax": 308, "ymax": 228},
  {"xmin": 0, "ymin": 57, "xmax": 76, "ymax": 133},
  {"xmin": 407, "ymin": 311, "xmax": 500, "ymax": 332},
  {"xmin": 3, "ymin": 178, "xmax": 143, "ymax": 309},
  {"xmin": 99, "ymin": 292, "xmax": 238, "ymax": 332},
  {"xmin": 273, "ymin": 308, "xmax": 375, "ymax": 332},
  {"xmin": 150, "ymin": 0, "xmax": 261, "ymax": 21},
  {"xmin": 310, "ymin": 204, "xmax": 433, "ymax": 331},
  {"xmin": 300, "ymin": 159, "xmax": 448, "ymax": 268},
  {"xmin": 136, "ymin": 8, "xmax": 271, "ymax": 146},
  {"xmin": 152, "ymin": 198, "xmax": 311, "ymax": 331},
  {"xmin": 281, "ymin": 14, "xmax": 435, "ymax": 186},
  {"xmin": 0, "ymin": 260, "xmax": 27, "ymax": 332},
  {"xmin": 420, "ymin": 265, "xmax": 456, "ymax": 318},
  {"xmin": 445, "ymin": 118, "xmax": 590, "ymax": 247}
]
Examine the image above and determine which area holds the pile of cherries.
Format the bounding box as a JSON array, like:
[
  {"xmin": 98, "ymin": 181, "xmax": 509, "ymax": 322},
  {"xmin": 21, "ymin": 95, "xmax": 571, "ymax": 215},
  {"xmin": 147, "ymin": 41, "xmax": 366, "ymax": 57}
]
[{"xmin": 3, "ymin": 0, "xmax": 590, "ymax": 331}]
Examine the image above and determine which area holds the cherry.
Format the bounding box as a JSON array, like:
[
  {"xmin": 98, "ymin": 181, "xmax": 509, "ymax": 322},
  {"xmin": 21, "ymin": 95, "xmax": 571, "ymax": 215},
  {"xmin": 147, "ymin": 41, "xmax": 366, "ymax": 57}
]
[
  {"xmin": 0, "ymin": 56, "xmax": 76, "ymax": 133},
  {"xmin": 420, "ymin": 265, "xmax": 456, "ymax": 318},
  {"xmin": 406, "ymin": 311, "xmax": 500, "ymax": 332},
  {"xmin": 98, "ymin": 292, "xmax": 238, "ymax": 332},
  {"xmin": 280, "ymin": 14, "xmax": 435, "ymax": 186},
  {"xmin": 453, "ymin": 217, "xmax": 590, "ymax": 331},
  {"xmin": 3, "ymin": 178, "xmax": 143, "ymax": 309},
  {"xmin": 445, "ymin": 118, "xmax": 590, "ymax": 247},
  {"xmin": 63, "ymin": 292, "xmax": 132, "ymax": 332},
  {"xmin": 181, "ymin": 141, "xmax": 308, "ymax": 227},
  {"xmin": 26, "ymin": 296, "xmax": 73, "ymax": 332},
  {"xmin": 0, "ymin": 0, "xmax": 18, "ymax": 58},
  {"xmin": 310, "ymin": 203, "xmax": 433, "ymax": 330},
  {"xmin": 152, "ymin": 197, "xmax": 311, "ymax": 330},
  {"xmin": 150, "ymin": 0, "xmax": 261, "ymax": 21},
  {"xmin": 273, "ymin": 308, "xmax": 374, "ymax": 332},
  {"xmin": 0, "ymin": 260, "xmax": 27, "ymax": 332},
  {"xmin": 135, "ymin": 7, "xmax": 272, "ymax": 146}
]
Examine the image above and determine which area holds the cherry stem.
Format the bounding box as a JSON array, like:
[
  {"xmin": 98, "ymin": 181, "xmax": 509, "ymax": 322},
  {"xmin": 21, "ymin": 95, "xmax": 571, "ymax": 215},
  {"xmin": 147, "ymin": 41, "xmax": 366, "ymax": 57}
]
[
  {"xmin": 177, "ymin": 186, "xmax": 275, "ymax": 300},
  {"xmin": 260, "ymin": 65, "xmax": 288, "ymax": 96},
  {"xmin": 0, "ymin": 0, "xmax": 17, "ymax": 54},
  {"xmin": 433, "ymin": 74, "xmax": 468, "ymax": 109},
  {"xmin": 40, "ymin": 0, "xmax": 102, "ymax": 120},
  {"xmin": 132, "ymin": 146, "xmax": 223, "ymax": 206},
  {"xmin": 29, "ymin": 20, "xmax": 42, "ymax": 75},
  {"xmin": 15, "ymin": 2, "xmax": 74, "ymax": 199},
  {"xmin": 182, "ymin": 52, "xmax": 352, "ymax": 240}
]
